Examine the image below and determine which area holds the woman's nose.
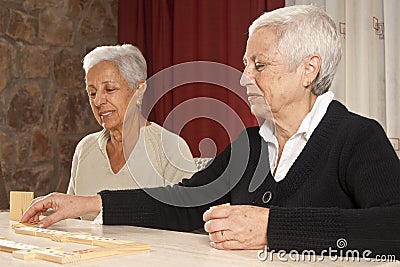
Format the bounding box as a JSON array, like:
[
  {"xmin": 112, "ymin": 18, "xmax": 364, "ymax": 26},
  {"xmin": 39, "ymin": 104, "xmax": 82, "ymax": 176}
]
[
  {"xmin": 240, "ymin": 71, "xmax": 253, "ymax": 87},
  {"xmin": 94, "ymin": 91, "xmax": 106, "ymax": 106}
]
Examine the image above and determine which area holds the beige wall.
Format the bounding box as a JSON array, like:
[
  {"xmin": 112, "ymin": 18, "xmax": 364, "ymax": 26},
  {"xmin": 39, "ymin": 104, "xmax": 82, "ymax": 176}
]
[{"xmin": 0, "ymin": 0, "xmax": 118, "ymax": 206}]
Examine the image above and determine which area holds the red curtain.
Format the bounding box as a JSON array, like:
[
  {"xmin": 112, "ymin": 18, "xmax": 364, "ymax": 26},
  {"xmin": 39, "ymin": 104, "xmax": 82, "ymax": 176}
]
[{"xmin": 118, "ymin": 0, "xmax": 284, "ymax": 157}]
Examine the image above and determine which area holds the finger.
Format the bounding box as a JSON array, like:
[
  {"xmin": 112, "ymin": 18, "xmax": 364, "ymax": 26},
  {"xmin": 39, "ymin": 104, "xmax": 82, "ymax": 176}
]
[
  {"xmin": 210, "ymin": 240, "xmax": 264, "ymax": 250},
  {"xmin": 20, "ymin": 198, "xmax": 54, "ymax": 223},
  {"xmin": 21, "ymin": 207, "xmax": 44, "ymax": 223},
  {"xmin": 37, "ymin": 210, "xmax": 65, "ymax": 228},
  {"xmin": 31, "ymin": 196, "xmax": 45, "ymax": 204},
  {"xmin": 203, "ymin": 205, "xmax": 231, "ymax": 222},
  {"xmin": 210, "ymin": 240, "xmax": 244, "ymax": 250},
  {"xmin": 28, "ymin": 197, "xmax": 46, "ymax": 211},
  {"xmin": 29, "ymin": 211, "xmax": 43, "ymax": 223},
  {"xmin": 204, "ymin": 218, "xmax": 230, "ymax": 233},
  {"xmin": 28, "ymin": 214, "xmax": 39, "ymax": 224},
  {"xmin": 208, "ymin": 230, "xmax": 233, "ymax": 243}
]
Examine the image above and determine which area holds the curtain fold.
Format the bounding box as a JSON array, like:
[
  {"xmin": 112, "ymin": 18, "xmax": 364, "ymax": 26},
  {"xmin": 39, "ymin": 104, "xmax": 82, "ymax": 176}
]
[
  {"xmin": 286, "ymin": 0, "xmax": 400, "ymax": 158},
  {"xmin": 384, "ymin": 0, "xmax": 400, "ymax": 156},
  {"xmin": 119, "ymin": 0, "xmax": 284, "ymax": 157}
]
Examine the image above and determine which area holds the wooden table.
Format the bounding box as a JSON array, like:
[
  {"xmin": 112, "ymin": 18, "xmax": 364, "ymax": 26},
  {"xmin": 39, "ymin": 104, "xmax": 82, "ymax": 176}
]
[{"xmin": 0, "ymin": 212, "xmax": 397, "ymax": 266}]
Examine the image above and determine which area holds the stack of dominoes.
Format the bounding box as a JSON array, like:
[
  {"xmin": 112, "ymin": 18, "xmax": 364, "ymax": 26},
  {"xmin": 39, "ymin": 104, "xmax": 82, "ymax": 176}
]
[{"xmin": 0, "ymin": 223, "xmax": 150, "ymax": 264}]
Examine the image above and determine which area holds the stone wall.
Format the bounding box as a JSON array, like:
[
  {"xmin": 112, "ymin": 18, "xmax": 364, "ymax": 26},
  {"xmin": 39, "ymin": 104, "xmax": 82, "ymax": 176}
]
[{"xmin": 0, "ymin": 0, "xmax": 118, "ymax": 207}]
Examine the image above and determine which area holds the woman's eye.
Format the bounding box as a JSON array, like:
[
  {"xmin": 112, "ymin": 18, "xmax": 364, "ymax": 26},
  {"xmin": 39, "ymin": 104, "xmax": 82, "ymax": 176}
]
[
  {"xmin": 88, "ymin": 91, "xmax": 96, "ymax": 97},
  {"xmin": 106, "ymin": 88, "xmax": 115, "ymax": 93},
  {"xmin": 255, "ymin": 63, "xmax": 265, "ymax": 71}
]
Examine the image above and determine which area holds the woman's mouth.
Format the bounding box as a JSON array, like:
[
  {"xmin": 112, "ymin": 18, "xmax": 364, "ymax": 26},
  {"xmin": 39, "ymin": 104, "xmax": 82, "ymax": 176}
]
[
  {"xmin": 99, "ymin": 111, "xmax": 113, "ymax": 119},
  {"xmin": 247, "ymin": 93, "xmax": 263, "ymax": 102}
]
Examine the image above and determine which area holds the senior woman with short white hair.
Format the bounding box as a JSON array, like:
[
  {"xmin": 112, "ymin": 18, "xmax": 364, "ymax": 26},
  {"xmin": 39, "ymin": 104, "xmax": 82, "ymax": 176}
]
[
  {"xmin": 66, "ymin": 44, "xmax": 197, "ymax": 219},
  {"xmin": 23, "ymin": 6, "xmax": 400, "ymax": 258}
]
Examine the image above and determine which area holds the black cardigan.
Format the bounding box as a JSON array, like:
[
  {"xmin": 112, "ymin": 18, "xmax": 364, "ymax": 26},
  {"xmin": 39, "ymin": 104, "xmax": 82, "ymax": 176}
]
[{"xmin": 100, "ymin": 100, "xmax": 400, "ymax": 258}]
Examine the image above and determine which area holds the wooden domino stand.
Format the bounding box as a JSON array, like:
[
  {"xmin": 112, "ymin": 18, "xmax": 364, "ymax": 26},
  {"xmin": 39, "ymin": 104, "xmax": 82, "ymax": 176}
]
[
  {"xmin": 0, "ymin": 223, "xmax": 150, "ymax": 264},
  {"xmin": 9, "ymin": 191, "xmax": 34, "ymax": 221}
]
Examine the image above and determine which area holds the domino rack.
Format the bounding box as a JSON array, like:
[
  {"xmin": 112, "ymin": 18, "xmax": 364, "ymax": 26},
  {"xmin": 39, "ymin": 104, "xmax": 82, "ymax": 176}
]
[{"xmin": 0, "ymin": 223, "xmax": 150, "ymax": 264}]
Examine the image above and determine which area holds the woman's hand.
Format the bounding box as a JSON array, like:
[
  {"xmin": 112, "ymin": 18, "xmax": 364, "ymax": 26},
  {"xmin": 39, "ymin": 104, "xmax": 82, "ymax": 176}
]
[
  {"xmin": 20, "ymin": 192, "xmax": 102, "ymax": 228},
  {"xmin": 203, "ymin": 205, "xmax": 269, "ymax": 250}
]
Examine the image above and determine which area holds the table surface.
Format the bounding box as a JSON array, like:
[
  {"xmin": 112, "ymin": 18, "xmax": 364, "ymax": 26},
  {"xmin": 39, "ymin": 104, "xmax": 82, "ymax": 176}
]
[{"xmin": 0, "ymin": 212, "xmax": 398, "ymax": 266}]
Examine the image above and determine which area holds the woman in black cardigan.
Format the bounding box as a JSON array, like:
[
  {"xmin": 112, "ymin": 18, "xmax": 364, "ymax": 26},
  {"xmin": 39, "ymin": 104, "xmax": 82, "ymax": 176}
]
[{"xmin": 22, "ymin": 5, "xmax": 400, "ymax": 259}]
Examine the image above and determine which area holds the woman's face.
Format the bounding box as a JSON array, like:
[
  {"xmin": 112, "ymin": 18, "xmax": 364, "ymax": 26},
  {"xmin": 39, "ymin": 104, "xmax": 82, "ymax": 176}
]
[
  {"xmin": 86, "ymin": 61, "xmax": 136, "ymax": 131},
  {"xmin": 240, "ymin": 27, "xmax": 306, "ymax": 119}
]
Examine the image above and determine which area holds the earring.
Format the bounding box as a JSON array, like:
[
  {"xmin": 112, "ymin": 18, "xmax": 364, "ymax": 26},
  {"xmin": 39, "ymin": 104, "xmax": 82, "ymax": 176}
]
[{"xmin": 136, "ymin": 99, "xmax": 142, "ymax": 112}]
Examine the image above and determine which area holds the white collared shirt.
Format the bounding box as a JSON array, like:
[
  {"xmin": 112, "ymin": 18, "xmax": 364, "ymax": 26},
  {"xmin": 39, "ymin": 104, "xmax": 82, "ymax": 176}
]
[{"xmin": 259, "ymin": 91, "xmax": 334, "ymax": 182}]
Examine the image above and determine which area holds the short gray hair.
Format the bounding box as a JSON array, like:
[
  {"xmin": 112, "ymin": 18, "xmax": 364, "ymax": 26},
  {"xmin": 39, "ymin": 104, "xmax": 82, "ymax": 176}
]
[
  {"xmin": 249, "ymin": 5, "xmax": 342, "ymax": 95},
  {"xmin": 82, "ymin": 44, "xmax": 147, "ymax": 90}
]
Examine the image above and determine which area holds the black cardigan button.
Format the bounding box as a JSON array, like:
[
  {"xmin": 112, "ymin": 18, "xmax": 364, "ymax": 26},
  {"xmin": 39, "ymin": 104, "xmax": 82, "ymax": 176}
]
[{"xmin": 262, "ymin": 191, "xmax": 272, "ymax": 204}]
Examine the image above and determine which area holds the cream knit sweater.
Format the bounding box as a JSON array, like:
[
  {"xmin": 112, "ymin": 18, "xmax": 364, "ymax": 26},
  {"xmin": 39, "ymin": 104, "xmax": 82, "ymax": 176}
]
[{"xmin": 67, "ymin": 123, "xmax": 197, "ymax": 220}]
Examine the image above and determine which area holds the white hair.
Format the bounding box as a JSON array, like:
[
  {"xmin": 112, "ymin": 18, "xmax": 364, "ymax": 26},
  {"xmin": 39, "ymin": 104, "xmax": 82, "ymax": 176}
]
[
  {"xmin": 82, "ymin": 44, "xmax": 147, "ymax": 90},
  {"xmin": 249, "ymin": 5, "xmax": 342, "ymax": 95}
]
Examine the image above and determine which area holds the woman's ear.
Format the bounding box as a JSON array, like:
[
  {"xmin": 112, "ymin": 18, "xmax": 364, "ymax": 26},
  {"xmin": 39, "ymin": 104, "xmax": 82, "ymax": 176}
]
[
  {"xmin": 302, "ymin": 55, "xmax": 321, "ymax": 87},
  {"xmin": 135, "ymin": 80, "xmax": 147, "ymax": 98}
]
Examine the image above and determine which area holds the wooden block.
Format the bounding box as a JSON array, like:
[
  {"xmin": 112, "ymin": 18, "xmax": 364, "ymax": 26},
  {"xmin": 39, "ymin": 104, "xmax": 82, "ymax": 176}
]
[
  {"xmin": 73, "ymin": 244, "xmax": 150, "ymax": 261},
  {"xmin": 8, "ymin": 224, "xmax": 150, "ymax": 264},
  {"xmin": 12, "ymin": 247, "xmax": 79, "ymax": 264},
  {"xmin": 0, "ymin": 238, "xmax": 40, "ymax": 253},
  {"xmin": 9, "ymin": 191, "xmax": 34, "ymax": 221},
  {"xmin": 12, "ymin": 224, "xmax": 139, "ymax": 247},
  {"xmin": 12, "ymin": 244, "xmax": 150, "ymax": 264},
  {"xmin": 14, "ymin": 226, "xmax": 68, "ymax": 239},
  {"xmin": 0, "ymin": 237, "xmax": 76, "ymax": 264}
]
